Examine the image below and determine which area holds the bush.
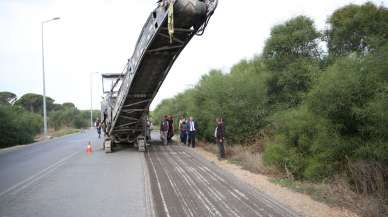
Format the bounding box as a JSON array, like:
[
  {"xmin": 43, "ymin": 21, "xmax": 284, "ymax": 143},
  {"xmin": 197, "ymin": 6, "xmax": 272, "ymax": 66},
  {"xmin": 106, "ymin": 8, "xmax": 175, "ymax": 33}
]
[
  {"xmin": 263, "ymin": 105, "xmax": 341, "ymax": 180},
  {"xmin": 263, "ymin": 44, "xmax": 388, "ymax": 181},
  {"xmin": 49, "ymin": 108, "xmax": 98, "ymax": 130},
  {"xmin": 0, "ymin": 105, "xmax": 42, "ymax": 147},
  {"xmin": 0, "ymin": 95, "xmax": 98, "ymax": 148}
]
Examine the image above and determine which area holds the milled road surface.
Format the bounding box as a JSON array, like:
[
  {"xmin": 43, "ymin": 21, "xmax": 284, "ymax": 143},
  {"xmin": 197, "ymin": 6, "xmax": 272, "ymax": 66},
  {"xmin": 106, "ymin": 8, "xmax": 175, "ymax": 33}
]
[
  {"xmin": 146, "ymin": 135, "xmax": 301, "ymax": 217},
  {"xmin": 0, "ymin": 130, "xmax": 148, "ymax": 217}
]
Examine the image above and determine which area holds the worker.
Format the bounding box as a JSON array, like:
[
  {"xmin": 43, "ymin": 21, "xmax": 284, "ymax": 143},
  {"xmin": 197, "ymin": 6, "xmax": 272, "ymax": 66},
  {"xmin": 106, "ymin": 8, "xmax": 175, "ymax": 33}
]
[
  {"xmin": 167, "ymin": 115, "xmax": 174, "ymax": 143},
  {"xmin": 96, "ymin": 119, "xmax": 102, "ymax": 138},
  {"xmin": 179, "ymin": 117, "xmax": 188, "ymax": 145},
  {"xmin": 215, "ymin": 117, "xmax": 225, "ymax": 160},
  {"xmin": 102, "ymin": 108, "xmax": 108, "ymax": 135},
  {"xmin": 160, "ymin": 115, "xmax": 169, "ymax": 145},
  {"xmin": 187, "ymin": 116, "xmax": 198, "ymax": 148}
]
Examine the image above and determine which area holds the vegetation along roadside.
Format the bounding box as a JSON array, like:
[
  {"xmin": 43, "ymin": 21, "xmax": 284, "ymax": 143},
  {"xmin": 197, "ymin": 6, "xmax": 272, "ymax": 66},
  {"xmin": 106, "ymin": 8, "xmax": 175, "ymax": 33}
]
[
  {"xmin": 152, "ymin": 2, "xmax": 388, "ymax": 217},
  {"xmin": 0, "ymin": 91, "xmax": 99, "ymax": 148}
]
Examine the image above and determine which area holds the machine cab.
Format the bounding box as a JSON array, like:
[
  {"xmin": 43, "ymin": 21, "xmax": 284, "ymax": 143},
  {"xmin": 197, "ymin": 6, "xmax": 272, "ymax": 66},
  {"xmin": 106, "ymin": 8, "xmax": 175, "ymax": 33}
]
[{"xmin": 101, "ymin": 73, "xmax": 125, "ymax": 132}]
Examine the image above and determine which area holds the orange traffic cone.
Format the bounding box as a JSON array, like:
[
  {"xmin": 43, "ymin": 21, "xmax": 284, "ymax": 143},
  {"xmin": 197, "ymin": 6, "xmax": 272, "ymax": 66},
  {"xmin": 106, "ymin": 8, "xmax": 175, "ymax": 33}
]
[{"xmin": 86, "ymin": 141, "xmax": 93, "ymax": 154}]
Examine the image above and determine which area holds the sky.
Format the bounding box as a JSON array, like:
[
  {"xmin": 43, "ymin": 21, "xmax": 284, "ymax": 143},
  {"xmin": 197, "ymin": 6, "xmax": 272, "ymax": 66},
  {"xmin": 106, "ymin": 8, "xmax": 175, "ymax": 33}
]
[{"xmin": 0, "ymin": 0, "xmax": 385, "ymax": 111}]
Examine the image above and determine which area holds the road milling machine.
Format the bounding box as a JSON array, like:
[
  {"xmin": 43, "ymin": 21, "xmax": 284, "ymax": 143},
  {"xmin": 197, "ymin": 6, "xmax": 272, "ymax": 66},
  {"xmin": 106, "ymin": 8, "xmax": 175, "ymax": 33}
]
[{"xmin": 100, "ymin": 0, "xmax": 217, "ymax": 152}]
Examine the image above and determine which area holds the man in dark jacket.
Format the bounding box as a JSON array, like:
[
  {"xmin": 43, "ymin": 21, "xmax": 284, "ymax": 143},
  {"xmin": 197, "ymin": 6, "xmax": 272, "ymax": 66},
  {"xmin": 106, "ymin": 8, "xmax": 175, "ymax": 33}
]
[
  {"xmin": 160, "ymin": 115, "xmax": 169, "ymax": 145},
  {"xmin": 179, "ymin": 117, "xmax": 188, "ymax": 145},
  {"xmin": 215, "ymin": 117, "xmax": 225, "ymax": 159},
  {"xmin": 187, "ymin": 116, "xmax": 198, "ymax": 148},
  {"xmin": 95, "ymin": 119, "xmax": 102, "ymax": 138},
  {"xmin": 167, "ymin": 115, "xmax": 174, "ymax": 143}
]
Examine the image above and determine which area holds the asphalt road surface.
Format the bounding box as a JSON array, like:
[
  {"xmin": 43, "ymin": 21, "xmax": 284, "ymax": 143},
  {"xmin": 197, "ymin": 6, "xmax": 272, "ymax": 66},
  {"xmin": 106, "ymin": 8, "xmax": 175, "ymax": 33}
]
[
  {"xmin": 0, "ymin": 130, "xmax": 300, "ymax": 217},
  {"xmin": 0, "ymin": 130, "xmax": 149, "ymax": 217},
  {"xmin": 146, "ymin": 133, "xmax": 301, "ymax": 217}
]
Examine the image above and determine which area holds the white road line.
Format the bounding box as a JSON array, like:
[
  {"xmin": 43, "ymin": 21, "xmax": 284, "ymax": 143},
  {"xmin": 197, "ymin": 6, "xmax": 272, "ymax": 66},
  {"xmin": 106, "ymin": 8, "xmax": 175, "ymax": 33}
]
[
  {"xmin": 143, "ymin": 153, "xmax": 156, "ymax": 217},
  {"xmin": 173, "ymin": 148, "xmax": 245, "ymax": 217},
  {"xmin": 184, "ymin": 148, "xmax": 300, "ymax": 216},
  {"xmin": 165, "ymin": 169, "xmax": 194, "ymax": 217},
  {"xmin": 148, "ymin": 153, "xmax": 171, "ymax": 217},
  {"xmin": 154, "ymin": 151, "xmax": 195, "ymax": 217},
  {"xmin": 167, "ymin": 148, "xmax": 222, "ymax": 217},
  {"xmin": 0, "ymin": 151, "xmax": 80, "ymax": 198}
]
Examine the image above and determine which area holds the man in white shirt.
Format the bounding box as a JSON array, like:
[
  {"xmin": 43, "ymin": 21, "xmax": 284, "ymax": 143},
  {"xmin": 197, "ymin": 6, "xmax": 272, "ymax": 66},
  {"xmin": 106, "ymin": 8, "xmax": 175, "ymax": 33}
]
[{"xmin": 187, "ymin": 116, "xmax": 198, "ymax": 148}]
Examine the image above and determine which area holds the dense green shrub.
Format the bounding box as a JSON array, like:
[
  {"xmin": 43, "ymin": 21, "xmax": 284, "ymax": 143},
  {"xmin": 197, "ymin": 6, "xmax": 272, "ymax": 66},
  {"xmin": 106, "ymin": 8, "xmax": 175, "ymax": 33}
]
[
  {"xmin": 0, "ymin": 105, "xmax": 42, "ymax": 147},
  {"xmin": 264, "ymin": 44, "xmax": 388, "ymax": 180},
  {"xmin": 49, "ymin": 108, "xmax": 99, "ymax": 130},
  {"xmin": 0, "ymin": 94, "xmax": 98, "ymax": 148},
  {"xmin": 263, "ymin": 106, "xmax": 333, "ymax": 180}
]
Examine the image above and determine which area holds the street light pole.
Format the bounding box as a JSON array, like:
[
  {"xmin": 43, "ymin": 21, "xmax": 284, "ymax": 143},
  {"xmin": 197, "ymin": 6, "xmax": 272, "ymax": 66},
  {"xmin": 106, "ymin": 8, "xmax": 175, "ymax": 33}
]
[
  {"xmin": 90, "ymin": 72, "xmax": 99, "ymax": 128},
  {"xmin": 41, "ymin": 17, "xmax": 60, "ymax": 136}
]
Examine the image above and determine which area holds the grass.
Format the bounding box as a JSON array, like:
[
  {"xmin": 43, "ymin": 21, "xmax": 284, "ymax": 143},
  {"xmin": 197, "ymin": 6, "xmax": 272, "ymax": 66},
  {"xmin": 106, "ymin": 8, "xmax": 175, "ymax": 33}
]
[
  {"xmin": 200, "ymin": 141, "xmax": 388, "ymax": 217},
  {"xmin": 270, "ymin": 178, "xmax": 336, "ymax": 204},
  {"xmin": 272, "ymin": 176, "xmax": 388, "ymax": 217},
  {"xmin": 34, "ymin": 127, "xmax": 81, "ymax": 140},
  {"xmin": 50, "ymin": 128, "xmax": 81, "ymax": 137},
  {"xmin": 201, "ymin": 142, "xmax": 270, "ymax": 174}
]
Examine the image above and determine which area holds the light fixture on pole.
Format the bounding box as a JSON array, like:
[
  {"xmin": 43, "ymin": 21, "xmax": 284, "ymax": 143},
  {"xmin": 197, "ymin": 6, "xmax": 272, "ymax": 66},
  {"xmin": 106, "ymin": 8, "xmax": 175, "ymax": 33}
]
[{"xmin": 41, "ymin": 17, "xmax": 60, "ymax": 136}]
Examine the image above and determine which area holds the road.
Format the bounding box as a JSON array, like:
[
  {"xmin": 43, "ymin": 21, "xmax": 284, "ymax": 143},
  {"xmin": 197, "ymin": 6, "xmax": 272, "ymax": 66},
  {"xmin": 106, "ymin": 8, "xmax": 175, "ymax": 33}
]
[
  {"xmin": 0, "ymin": 130, "xmax": 149, "ymax": 217},
  {"xmin": 146, "ymin": 134, "xmax": 301, "ymax": 217},
  {"xmin": 0, "ymin": 130, "xmax": 300, "ymax": 217}
]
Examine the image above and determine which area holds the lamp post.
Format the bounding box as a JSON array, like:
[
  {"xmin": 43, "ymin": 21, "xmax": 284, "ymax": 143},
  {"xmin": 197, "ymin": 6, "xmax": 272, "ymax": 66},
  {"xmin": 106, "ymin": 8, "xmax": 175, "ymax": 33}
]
[
  {"xmin": 90, "ymin": 72, "xmax": 99, "ymax": 128},
  {"xmin": 41, "ymin": 17, "xmax": 60, "ymax": 136}
]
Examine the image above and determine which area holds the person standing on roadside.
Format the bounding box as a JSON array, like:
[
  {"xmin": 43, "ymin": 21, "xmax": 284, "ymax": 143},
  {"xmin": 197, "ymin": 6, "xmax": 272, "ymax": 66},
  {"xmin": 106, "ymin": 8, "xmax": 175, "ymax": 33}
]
[
  {"xmin": 95, "ymin": 118, "xmax": 102, "ymax": 138},
  {"xmin": 160, "ymin": 115, "xmax": 169, "ymax": 145},
  {"xmin": 180, "ymin": 117, "xmax": 188, "ymax": 145},
  {"xmin": 167, "ymin": 115, "xmax": 174, "ymax": 143},
  {"xmin": 187, "ymin": 116, "xmax": 198, "ymax": 148},
  {"xmin": 215, "ymin": 117, "xmax": 225, "ymax": 160}
]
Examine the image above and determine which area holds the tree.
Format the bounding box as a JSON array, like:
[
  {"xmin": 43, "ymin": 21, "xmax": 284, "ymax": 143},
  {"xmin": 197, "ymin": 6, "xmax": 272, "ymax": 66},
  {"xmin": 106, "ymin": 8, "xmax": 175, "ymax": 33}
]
[
  {"xmin": 152, "ymin": 58, "xmax": 269, "ymax": 143},
  {"xmin": 62, "ymin": 102, "xmax": 75, "ymax": 109},
  {"xmin": 15, "ymin": 93, "xmax": 55, "ymax": 114},
  {"xmin": 263, "ymin": 16, "xmax": 321, "ymax": 70},
  {"xmin": 326, "ymin": 2, "xmax": 388, "ymax": 56},
  {"xmin": 263, "ymin": 16, "xmax": 321, "ymax": 108},
  {"xmin": 0, "ymin": 91, "xmax": 17, "ymax": 105}
]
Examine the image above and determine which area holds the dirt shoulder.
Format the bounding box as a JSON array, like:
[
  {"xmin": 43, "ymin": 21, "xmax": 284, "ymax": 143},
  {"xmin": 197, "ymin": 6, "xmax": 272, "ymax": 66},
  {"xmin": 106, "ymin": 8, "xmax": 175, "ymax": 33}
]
[
  {"xmin": 35, "ymin": 127, "xmax": 81, "ymax": 141},
  {"xmin": 194, "ymin": 147, "xmax": 360, "ymax": 217}
]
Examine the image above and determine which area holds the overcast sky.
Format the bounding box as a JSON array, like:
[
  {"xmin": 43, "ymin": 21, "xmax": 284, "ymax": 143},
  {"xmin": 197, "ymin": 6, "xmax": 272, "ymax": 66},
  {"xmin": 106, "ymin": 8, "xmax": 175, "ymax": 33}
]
[{"xmin": 0, "ymin": 0, "xmax": 385, "ymax": 110}]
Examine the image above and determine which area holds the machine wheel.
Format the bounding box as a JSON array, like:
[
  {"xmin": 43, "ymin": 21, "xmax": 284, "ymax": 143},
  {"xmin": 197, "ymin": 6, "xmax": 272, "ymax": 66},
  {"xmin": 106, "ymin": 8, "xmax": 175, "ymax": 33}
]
[
  {"xmin": 137, "ymin": 136, "xmax": 146, "ymax": 152},
  {"xmin": 104, "ymin": 139, "xmax": 113, "ymax": 153}
]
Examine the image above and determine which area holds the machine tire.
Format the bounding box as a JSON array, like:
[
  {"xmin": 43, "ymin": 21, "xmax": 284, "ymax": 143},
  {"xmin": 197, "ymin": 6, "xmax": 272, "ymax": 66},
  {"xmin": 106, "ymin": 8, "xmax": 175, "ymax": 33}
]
[{"xmin": 104, "ymin": 139, "xmax": 113, "ymax": 153}]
